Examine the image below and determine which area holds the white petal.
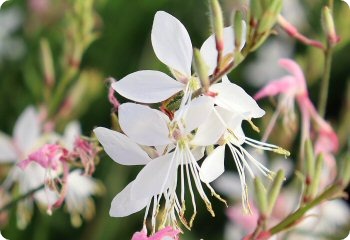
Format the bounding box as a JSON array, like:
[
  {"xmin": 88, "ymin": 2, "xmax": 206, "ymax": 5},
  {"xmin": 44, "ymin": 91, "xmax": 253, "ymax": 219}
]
[
  {"xmin": 151, "ymin": 11, "xmax": 192, "ymax": 76},
  {"xmin": 201, "ymin": 26, "xmax": 246, "ymax": 75},
  {"xmin": 191, "ymin": 146, "xmax": 205, "ymax": 161},
  {"xmin": 181, "ymin": 96, "xmax": 214, "ymax": 133},
  {"xmin": 94, "ymin": 127, "xmax": 151, "ymax": 165},
  {"xmin": 13, "ymin": 106, "xmax": 40, "ymax": 153},
  {"xmin": 210, "ymin": 82, "xmax": 265, "ymax": 119},
  {"xmin": 110, "ymin": 181, "xmax": 149, "ymax": 217},
  {"xmin": 227, "ymin": 115, "xmax": 245, "ymax": 145},
  {"xmin": 0, "ymin": 133, "xmax": 17, "ymax": 162},
  {"xmin": 191, "ymin": 106, "xmax": 233, "ymax": 146},
  {"xmin": 191, "ymin": 110, "xmax": 225, "ymax": 146},
  {"xmin": 131, "ymin": 153, "xmax": 176, "ymax": 200},
  {"xmin": 119, "ymin": 103, "xmax": 172, "ymax": 146},
  {"xmin": 200, "ymin": 145, "xmax": 226, "ymax": 183},
  {"xmin": 63, "ymin": 121, "xmax": 81, "ymax": 150},
  {"xmin": 112, "ymin": 70, "xmax": 184, "ymax": 103}
]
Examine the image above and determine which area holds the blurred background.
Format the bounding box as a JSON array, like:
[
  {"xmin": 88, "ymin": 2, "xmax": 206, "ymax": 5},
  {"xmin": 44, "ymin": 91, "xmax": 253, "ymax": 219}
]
[{"xmin": 0, "ymin": 0, "xmax": 349, "ymax": 239}]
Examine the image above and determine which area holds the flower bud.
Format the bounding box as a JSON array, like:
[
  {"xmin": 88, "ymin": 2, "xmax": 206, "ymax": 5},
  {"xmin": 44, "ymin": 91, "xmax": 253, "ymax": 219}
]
[
  {"xmin": 40, "ymin": 38, "xmax": 55, "ymax": 88},
  {"xmin": 267, "ymin": 170, "xmax": 284, "ymax": 216},
  {"xmin": 250, "ymin": 0, "xmax": 262, "ymax": 22},
  {"xmin": 257, "ymin": 0, "xmax": 283, "ymax": 34},
  {"xmin": 232, "ymin": 11, "xmax": 244, "ymax": 50},
  {"xmin": 254, "ymin": 177, "xmax": 268, "ymax": 216},
  {"xmin": 193, "ymin": 48, "xmax": 209, "ymax": 92},
  {"xmin": 210, "ymin": 0, "xmax": 224, "ymax": 51},
  {"xmin": 339, "ymin": 153, "xmax": 350, "ymax": 187},
  {"xmin": 304, "ymin": 139, "xmax": 315, "ymax": 179},
  {"xmin": 309, "ymin": 154, "xmax": 324, "ymax": 199},
  {"xmin": 322, "ymin": 6, "xmax": 339, "ymax": 45}
]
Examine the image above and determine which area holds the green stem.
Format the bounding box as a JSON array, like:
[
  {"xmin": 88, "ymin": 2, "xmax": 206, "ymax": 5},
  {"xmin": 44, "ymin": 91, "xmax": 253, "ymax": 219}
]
[
  {"xmin": 0, "ymin": 184, "xmax": 45, "ymax": 213},
  {"xmin": 318, "ymin": 46, "xmax": 333, "ymax": 118},
  {"xmin": 269, "ymin": 184, "xmax": 341, "ymax": 235},
  {"xmin": 48, "ymin": 67, "xmax": 78, "ymax": 117}
]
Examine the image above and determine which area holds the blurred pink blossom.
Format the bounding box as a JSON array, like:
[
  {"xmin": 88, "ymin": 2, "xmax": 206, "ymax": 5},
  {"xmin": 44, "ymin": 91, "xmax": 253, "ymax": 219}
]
[
  {"xmin": 254, "ymin": 59, "xmax": 339, "ymax": 165},
  {"xmin": 18, "ymin": 144, "xmax": 68, "ymax": 171},
  {"xmin": 131, "ymin": 226, "xmax": 180, "ymax": 240}
]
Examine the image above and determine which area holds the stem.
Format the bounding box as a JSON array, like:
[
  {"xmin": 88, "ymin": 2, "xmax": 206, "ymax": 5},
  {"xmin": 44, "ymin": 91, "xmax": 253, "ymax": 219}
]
[
  {"xmin": 269, "ymin": 184, "xmax": 342, "ymax": 235},
  {"xmin": 0, "ymin": 184, "xmax": 45, "ymax": 213},
  {"xmin": 192, "ymin": 52, "xmax": 246, "ymax": 98},
  {"xmin": 277, "ymin": 15, "xmax": 324, "ymax": 50},
  {"xmin": 48, "ymin": 67, "xmax": 78, "ymax": 117},
  {"xmin": 318, "ymin": 46, "xmax": 333, "ymax": 118}
]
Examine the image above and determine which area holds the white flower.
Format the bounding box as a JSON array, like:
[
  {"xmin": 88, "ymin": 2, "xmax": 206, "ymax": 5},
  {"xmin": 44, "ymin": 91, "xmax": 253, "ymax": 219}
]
[
  {"xmin": 0, "ymin": 106, "xmax": 58, "ymax": 228},
  {"xmin": 112, "ymin": 11, "xmax": 191, "ymax": 104},
  {"xmin": 112, "ymin": 11, "xmax": 246, "ymax": 105},
  {"xmin": 65, "ymin": 169, "xmax": 103, "ymax": 227},
  {"xmin": 197, "ymin": 107, "xmax": 289, "ymax": 213},
  {"xmin": 94, "ymin": 96, "xmax": 224, "ymax": 230}
]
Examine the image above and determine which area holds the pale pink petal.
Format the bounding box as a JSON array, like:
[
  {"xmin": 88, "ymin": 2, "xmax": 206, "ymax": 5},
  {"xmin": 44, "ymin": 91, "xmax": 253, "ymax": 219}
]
[
  {"xmin": 13, "ymin": 106, "xmax": 40, "ymax": 153},
  {"xmin": 110, "ymin": 181, "xmax": 150, "ymax": 217},
  {"xmin": 112, "ymin": 70, "xmax": 185, "ymax": 103},
  {"xmin": 254, "ymin": 76, "xmax": 296, "ymax": 100},
  {"xmin": 131, "ymin": 153, "xmax": 176, "ymax": 200},
  {"xmin": 151, "ymin": 11, "xmax": 192, "ymax": 76},
  {"xmin": 210, "ymin": 82, "xmax": 265, "ymax": 119},
  {"xmin": 278, "ymin": 58, "xmax": 307, "ymax": 91},
  {"xmin": 150, "ymin": 226, "xmax": 180, "ymax": 240},
  {"xmin": 0, "ymin": 133, "xmax": 17, "ymax": 162},
  {"xmin": 200, "ymin": 25, "xmax": 246, "ymax": 75},
  {"xmin": 131, "ymin": 228, "xmax": 148, "ymax": 240},
  {"xmin": 119, "ymin": 103, "xmax": 172, "ymax": 146},
  {"xmin": 94, "ymin": 127, "xmax": 151, "ymax": 165},
  {"xmin": 227, "ymin": 203, "xmax": 258, "ymax": 232},
  {"xmin": 200, "ymin": 145, "xmax": 226, "ymax": 183}
]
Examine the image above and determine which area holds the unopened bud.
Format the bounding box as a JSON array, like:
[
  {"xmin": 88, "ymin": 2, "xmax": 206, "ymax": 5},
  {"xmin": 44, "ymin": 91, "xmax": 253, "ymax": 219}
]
[
  {"xmin": 267, "ymin": 170, "xmax": 284, "ymax": 216},
  {"xmin": 250, "ymin": 0, "xmax": 262, "ymax": 21},
  {"xmin": 210, "ymin": 0, "xmax": 224, "ymax": 51},
  {"xmin": 232, "ymin": 11, "xmax": 244, "ymax": 50},
  {"xmin": 111, "ymin": 112, "xmax": 122, "ymax": 132},
  {"xmin": 254, "ymin": 177, "xmax": 268, "ymax": 216},
  {"xmin": 304, "ymin": 139, "xmax": 315, "ymax": 179},
  {"xmin": 40, "ymin": 39, "xmax": 55, "ymax": 88},
  {"xmin": 257, "ymin": 0, "xmax": 283, "ymax": 34},
  {"xmin": 322, "ymin": 6, "xmax": 339, "ymax": 45},
  {"xmin": 339, "ymin": 153, "xmax": 350, "ymax": 187},
  {"xmin": 309, "ymin": 154, "xmax": 324, "ymax": 199},
  {"xmin": 193, "ymin": 48, "xmax": 210, "ymax": 92}
]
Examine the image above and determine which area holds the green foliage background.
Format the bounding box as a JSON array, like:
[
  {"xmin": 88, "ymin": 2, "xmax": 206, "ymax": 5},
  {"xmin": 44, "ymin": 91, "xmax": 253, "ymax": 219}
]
[{"xmin": 0, "ymin": 0, "xmax": 349, "ymax": 239}]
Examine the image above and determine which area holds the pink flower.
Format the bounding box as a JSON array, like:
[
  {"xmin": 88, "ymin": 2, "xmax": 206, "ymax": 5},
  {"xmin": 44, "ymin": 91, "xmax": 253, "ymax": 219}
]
[
  {"xmin": 226, "ymin": 203, "xmax": 259, "ymax": 233},
  {"xmin": 72, "ymin": 137, "xmax": 98, "ymax": 176},
  {"xmin": 18, "ymin": 144, "xmax": 68, "ymax": 170},
  {"xmin": 131, "ymin": 226, "xmax": 180, "ymax": 240},
  {"xmin": 254, "ymin": 58, "xmax": 338, "ymax": 160}
]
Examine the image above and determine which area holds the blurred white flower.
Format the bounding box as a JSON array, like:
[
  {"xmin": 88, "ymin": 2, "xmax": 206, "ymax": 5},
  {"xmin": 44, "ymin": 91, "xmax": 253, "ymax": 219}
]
[
  {"xmin": 0, "ymin": 7, "xmax": 25, "ymax": 64},
  {"xmin": 65, "ymin": 169, "xmax": 103, "ymax": 227}
]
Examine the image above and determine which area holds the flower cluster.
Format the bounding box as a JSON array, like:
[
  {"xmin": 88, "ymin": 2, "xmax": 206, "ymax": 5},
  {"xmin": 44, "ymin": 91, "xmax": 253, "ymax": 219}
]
[
  {"xmin": 94, "ymin": 11, "xmax": 289, "ymax": 237},
  {"xmin": 0, "ymin": 106, "xmax": 102, "ymax": 228}
]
